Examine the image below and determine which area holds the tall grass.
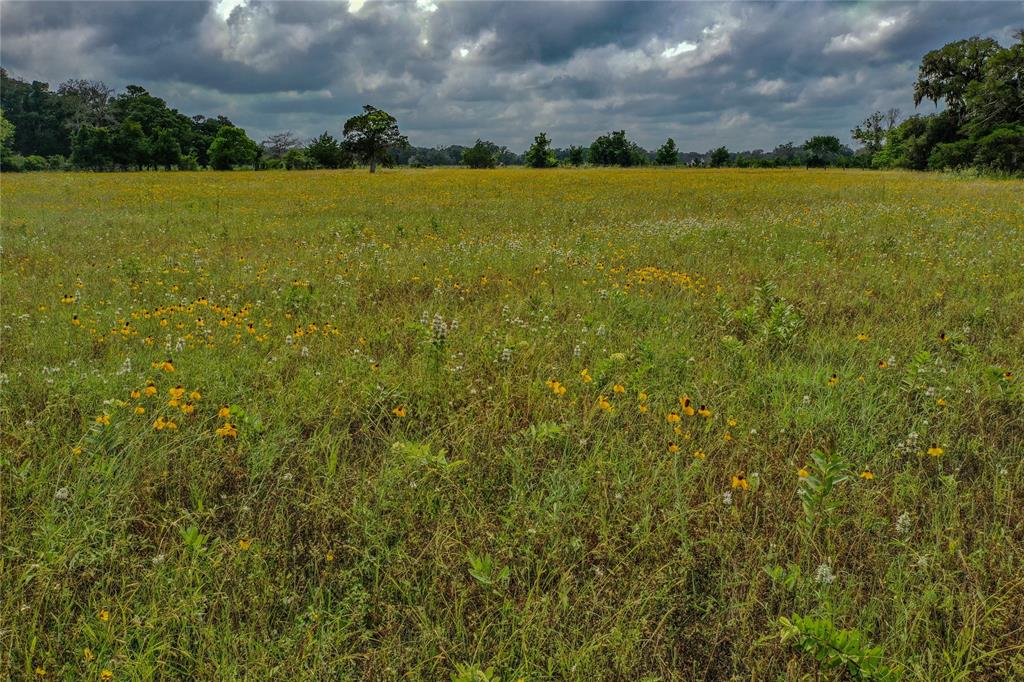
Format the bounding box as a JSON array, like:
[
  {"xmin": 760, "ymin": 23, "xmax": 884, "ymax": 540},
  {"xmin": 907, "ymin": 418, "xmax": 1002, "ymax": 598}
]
[{"xmin": 2, "ymin": 168, "xmax": 1022, "ymax": 679}]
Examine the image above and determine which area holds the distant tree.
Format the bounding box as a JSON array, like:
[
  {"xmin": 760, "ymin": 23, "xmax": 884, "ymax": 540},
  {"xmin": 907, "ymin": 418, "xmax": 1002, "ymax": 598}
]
[
  {"xmin": 111, "ymin": 118, "xmax": 148, "ymax": 169},
  {"xmin": 461, "ymin": 139, "xmax": 499, "ymax": 168},
  {"xmin": 283, "ymin": 148, "xmax": 314, "ymax": 170},
  {"xmin": 150, "ymin": 128, "xmax": 182, "ymax": 170},
  {"xmin": 914, "ymin": 37, "xmax": 1002, "ymax": 123},
  {"xmin": 306, "ymin": 132, "xmax": 350, "ymax": 168},
  {"xmin": 208, "ymin": 125, "xmax": 258, "ymax": 170},
  {"xmin": 57, "ymin": 78, "xmax": 115, "ymax": 131},
  {"xmin": 803, "ymin": 135, "xmax": 843, "ymax": 167},
  {"xmin": 655, "ymin": 138, "xmax": 679, "ymax": 165},
  {"xmin": 708, "ymin": 146, "xmax": 730, "ymax": 167},
  {"xmin": 589, "ymin": 130, "xmax": 647, "ymax": 166},
  {"xmin": 0, "ymin": 111, "xmax": 13, "ymax": 153},
  {"xmin": 567, "ymin": 145, "xmax": 586, "ymax": 166},
  {"xmin": 190, "ymin": 115, "xmax": 234, "ymax": 167},
  {"xmin": 342, "ymin": 105, "xmax": 408, "ymax": 173},
  {"xmin": 261, "ymin": 131, "xmax": 301, "ymax": 160},
  {"xmin": 71, "ymin": 126, "xmax": 113, "ymax": 170},
  {"xmin": 524, "ymin": 132, "xmax": 557, "ymax": 168}
]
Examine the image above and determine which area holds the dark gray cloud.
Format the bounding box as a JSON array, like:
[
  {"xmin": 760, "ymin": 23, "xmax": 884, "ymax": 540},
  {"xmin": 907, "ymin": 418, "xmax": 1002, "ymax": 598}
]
[{"xmin": 2, "ymin": 1, "xmax": 1021, "ymax": 151}]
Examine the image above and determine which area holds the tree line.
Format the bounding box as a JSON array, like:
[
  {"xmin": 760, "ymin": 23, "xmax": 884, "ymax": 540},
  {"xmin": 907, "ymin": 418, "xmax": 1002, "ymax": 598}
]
[{"xmin": 2, "ymin": 32, "xmax": 1020, "ymax": 174}]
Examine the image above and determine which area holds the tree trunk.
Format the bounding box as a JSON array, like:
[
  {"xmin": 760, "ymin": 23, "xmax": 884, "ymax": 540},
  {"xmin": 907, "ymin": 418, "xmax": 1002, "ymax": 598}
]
[{"xmin": 369, "ymin": 157, "xmax": 377, "ymax": 173}]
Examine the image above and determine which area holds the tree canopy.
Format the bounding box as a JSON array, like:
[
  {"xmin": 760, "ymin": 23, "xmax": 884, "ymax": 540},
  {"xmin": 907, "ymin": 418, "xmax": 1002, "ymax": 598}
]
[{"xmin": 342, "ymin": 105, "xmax": 408, "ymax": 173}]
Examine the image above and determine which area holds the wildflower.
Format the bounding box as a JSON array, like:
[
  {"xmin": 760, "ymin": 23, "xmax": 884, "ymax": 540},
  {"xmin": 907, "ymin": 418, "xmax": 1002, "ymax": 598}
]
[
  {"xmin": 326, "ymin": 550, "xmax": 335, "ymax": 562},
  {"xmin": 35, "ymin": 667, "xmax": 46, "ymax": 677},
  {"xmin": 727, "ymin": 418, "xmax": 737, "ymax": 427},
  {"xmin": 938, "ymin": 331, "xmax": 948, "ymax": 343},
  {"xmin": 545, "ymin": 379, "xmax": 566, "ymax": 396},
  {"xmin": 895, "ymin": 512, "xmax": 912, "ymax": 535},
  {"xmin": 144, "ymin": 381, "xmax": 157, "ymax": 397},
  {"xmin": 98, "ymin": 609, "xmax": 110, "ymax": 622},
  {"xmin": 722, "ymin": 491, "xmax": 732, "ymax": 506},
  {"xmin": 169, "ymin": 385, "xmax": 185, "ymax": 399},
  {"xmin": 160, "ymin": 358, "xmax": 175, "ymax": 372},
  {"xmin": 580, "ymin": 368, "xmax": 593, "ymax": 383},
  {"xmin": 238, "ymin": 538, "xmax": 252, "ymax": 550},
  {"xmin": 856, "ymin": 333, "xmax": 869, "ymax": 342},
  {"xmin": 1003, "ymin": 371, "xmax": 1014, "ymax": 381},
  {"xmin": 797, "ymin": 466, "xmax": 810, "ymax": 478},
  {"xmin": 216, "ymin": 422, "xmax": 238, "ymax": 438},
  {"xmin": 165, "ymin": 420, "xmax": 178, "ymax": 431},
  {"xmin": 392, "ymin": 406, "xmax": 407, "ymax": 418},
  {"xmin": 692, "ymin": 449, "xmax": 706, "ymax": 460},
  {"xmin": 597, "ymin": 395, "xmax": 612, "ymax": 412},
  {"xmin": 181, "ymin": 402, "xmax": 195, "ymax": 415},
  {"xmin": 731, "ymin": 473, "xmax": 750, "ymax": 490},
  {"xmin": 613, "ymin": 384, "xmax": 625, "ymax": 394},
  {"xmin": 668, "ymin": 442, "xmax": 680, "ymax": 454},
  {"xmin": 167, "ymin": 399, "xmax": 180, "ymax": 408},
  {"xmin": 95, "ymin": 414, "xmax": 111, "ymax": 426},
  {"xmin": 83, "ymin": 648, "xmax": 95, "ymax": 662},
  {"xmin": 697, "ymin": 405, "xmax": 712, "ymax": 418},
  {"xmin": 130, "ymin": 389, "xmax": 141, "ymax": 399},
  {"xmin": 860, "ymin": 469, "xmax": 875, "ymax": 480},
  {"xmin": 72, "ymin": 315, "xmax": 81, "ymax": 326},
  {"xmin": 71, "ymin": 446, "xmax": 82, "ymax": 456},
  {"xmin": 134, "ymin": 406, "xmax": 146, "ymax": 415},
  {"xmin": 55, "ymin": 487, "xmax": 70, "ymax": 501},
  {"xmin": 927, "ymin": 443, "xmax": 944, "ymax": 457},
  {"xmin": 666, "ymin": 411, "xmax": 681, "ymax": 424},
  {"xmin": 61, "ymin": 293, "xmax": 75, "ymax": 304},
  {"xmin": 638, "ymin": 404, "xmax": 649, "ymax": 414},
  {"xmin": 218, "ymin": 405, "xmax": 231, "ymax": 418},
  {"xmin": 878, "ymin": 359, "xmax": 889, "ymax": 369},
  {"xmin": 189, "ymin": 390, "xmax": 201, "ymax": 401},
  {"xmin": 827, "ymin": 374, "xmax": 839, "ymax": 387},
  {"xmin": 101, "ymin": 670, "xmax": 113, "ymax": 681},
  {"xmin": 936, "ymin": 398, "xmax": 946, "ymax": 406},
  {"xmin": 638, "ymin": 391, "xmax": 648, "ymax": 402},
  {"xmin": 814, "ymin": 563, "xmax": 835, "ymax": 585},
  {"xmin": 153, "ymin": 416, "xmax": 166, "ymax": 431}
]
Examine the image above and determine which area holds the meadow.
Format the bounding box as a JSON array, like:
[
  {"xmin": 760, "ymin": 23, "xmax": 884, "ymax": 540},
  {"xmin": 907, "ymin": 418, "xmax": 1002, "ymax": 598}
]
[{"xmin": 1, "ymin": 168, "xmax": 1022, "ymax": 680}]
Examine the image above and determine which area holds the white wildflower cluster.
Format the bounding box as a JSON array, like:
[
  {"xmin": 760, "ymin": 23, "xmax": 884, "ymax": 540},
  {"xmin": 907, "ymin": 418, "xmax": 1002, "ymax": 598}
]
[
  {"xmin": 895, "ymin": 511, "xmax": 913, "ymax": 535},
  {"xmin": 896, "ymin": 430, "xmax": 920, "ymax": 455},
  {"xmin": 814, "ymin": 563, "xmax": 836, "ymax": 585}
]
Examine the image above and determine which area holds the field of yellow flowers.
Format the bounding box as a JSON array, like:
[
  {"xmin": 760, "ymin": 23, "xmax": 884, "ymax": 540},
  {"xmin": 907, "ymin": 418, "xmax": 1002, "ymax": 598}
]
[{"xmin": 2, "ymin": 168, "xmax": 1022, "ymax": 680}]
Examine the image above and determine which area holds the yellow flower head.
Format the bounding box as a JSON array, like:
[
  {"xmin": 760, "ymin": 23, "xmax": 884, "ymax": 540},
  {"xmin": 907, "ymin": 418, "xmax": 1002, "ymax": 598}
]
[
  {"xmin": 238, "ymin": 538, "xmax": 252, "ymax": 550},
  {"xmin": 859, "ymin": 470, "xmax": 875, "ymax": 480},
  {"xmin": 666, "ymin": 411, "xmax": 681, "ymax": 424},
  {"xmin": 697, "ymin": 405, "xmax": 711, "ymax": 418},
  {"xmin": 797, "ymin": 466, "xmax": 810, "ymax": 478},
  {"xmin": 927, "ymin": 444, "xmax": 944, "ymax": 457},
  {"xmin": 392, "ymin": 406, "xmax": 407, "ymax": 418},
  {"xmin": 98, "ymin": 609, "xmax": 110, "ymax": 622},
  {"xmin": 101, "ymin": 670, "xmax": 113, "ymax": 681},
  {"xmin": 827, "ymin": 374, "xmax": 839, "ymax": 387},
  {"xmin": 692, "ymin": 449, "xmax": 706, "ymax": 460},
  {"xmin": 216, "ymin": 422, "xmax": 238, "ymax": 439},
  {"xmin": 580, "ymin": 368, "xmax": 592, "ymax": 383},
  {"xmin": 613, "ymin": 384, "xmax": 625, "ymax": 394},
  {"xmin": 667, "ymin": 442, "xmax": 680, "ymax": 454},
  {"xmin": 218, "ymin": 405, "xmax": 231, "ymax": 419},
  {"xmin": 95, "ymin": 414, "xmax": 111, "ymax": 426},
  {"xmin": 731, "ymin": 473, "xmax": 750, "ymax": 490}
]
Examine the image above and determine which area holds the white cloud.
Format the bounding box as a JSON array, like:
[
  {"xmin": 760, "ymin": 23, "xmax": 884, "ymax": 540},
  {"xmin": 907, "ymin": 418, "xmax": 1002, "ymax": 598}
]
[{"xmin": 661, "ymin": 40, "xmax": 697, "ymax": 59}]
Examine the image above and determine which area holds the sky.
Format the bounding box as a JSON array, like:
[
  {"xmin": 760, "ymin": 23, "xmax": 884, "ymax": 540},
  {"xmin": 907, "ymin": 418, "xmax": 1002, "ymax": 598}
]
[{"xmin": 2, "ymin": 1, "xmax": 1021, "ymax": 152}]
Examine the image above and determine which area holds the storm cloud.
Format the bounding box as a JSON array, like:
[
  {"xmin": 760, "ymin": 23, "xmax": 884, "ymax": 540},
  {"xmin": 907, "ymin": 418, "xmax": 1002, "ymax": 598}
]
[{"xmin": 2, "ymin": 1, "xmax": 1021, "ymax": 151}]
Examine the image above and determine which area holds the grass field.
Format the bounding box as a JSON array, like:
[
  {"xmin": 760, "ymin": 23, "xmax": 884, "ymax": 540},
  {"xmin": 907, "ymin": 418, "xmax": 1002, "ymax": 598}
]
[{"xmin": 2, "ymin": 168, "xmax": 1023, "ymax": 680}]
